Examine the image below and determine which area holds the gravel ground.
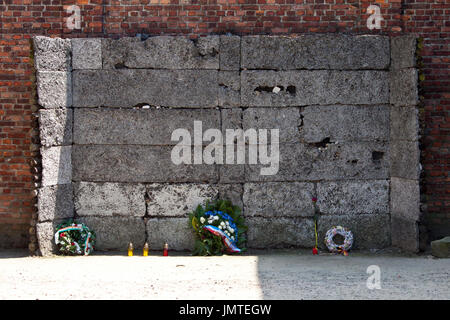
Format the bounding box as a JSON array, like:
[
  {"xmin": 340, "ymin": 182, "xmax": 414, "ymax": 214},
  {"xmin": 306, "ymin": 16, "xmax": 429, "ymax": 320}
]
[{"xmin": 0, "ymin": 249, "xmax": 449, "ymax": 300}]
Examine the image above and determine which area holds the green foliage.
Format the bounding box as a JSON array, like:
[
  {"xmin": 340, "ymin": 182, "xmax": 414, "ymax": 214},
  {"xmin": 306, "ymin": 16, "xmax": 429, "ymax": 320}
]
[
  {"xmin": 189, "ymin": 199, "xmax": 247, "ymax": 256},
  {"xmin": 55, "ymin": 219, "xmax": 96, "ymax": 255}
]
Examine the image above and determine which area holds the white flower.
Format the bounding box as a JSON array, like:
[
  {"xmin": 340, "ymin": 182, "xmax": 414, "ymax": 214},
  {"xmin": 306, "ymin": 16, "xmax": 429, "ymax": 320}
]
[
  {"xmin": 225, "ymin": 221, "xmax": 230, "ymax": 225},
  {"xmin": 231, "ymin": 236, "xmax": 235, "ymax": 241},
  {"xmin": 200, "ymin": 217, "xmax": 205, "ymax": 224},
  {"xmin": 229, "ymin": 228, "xmax": 234, "ymax": 234},
  {"xmin": 219, "ymin": 225, "xmax": 223, "ymax": 229},
  {"xmin": 214, "ymin": 216, "xmax": 219, "ymax": 220}
]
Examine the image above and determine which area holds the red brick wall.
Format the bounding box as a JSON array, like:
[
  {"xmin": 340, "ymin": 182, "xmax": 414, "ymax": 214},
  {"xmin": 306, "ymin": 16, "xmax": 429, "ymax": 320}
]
[{"xmin": 1, "ymin": 0, "xmax": 449, "ymax": 249}]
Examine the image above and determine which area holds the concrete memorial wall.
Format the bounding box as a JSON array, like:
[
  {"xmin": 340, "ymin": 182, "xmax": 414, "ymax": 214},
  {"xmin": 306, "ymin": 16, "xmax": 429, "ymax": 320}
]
[{"xmin": 33, "ymin": 34, "xmax": 420, "ymax": 255}]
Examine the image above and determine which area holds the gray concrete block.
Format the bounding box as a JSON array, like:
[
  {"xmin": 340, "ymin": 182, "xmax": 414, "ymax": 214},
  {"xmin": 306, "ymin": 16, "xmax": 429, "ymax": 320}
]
[
  {"xmin": 219, "ymin": 71, "xmax": 240, "ymax": 107},
  {"xmin": 72, "ymin": 38, "xmax": 102, "ymax": 70},
  {"xmin": 146, "ymin": 184, "xmax": 219, "ymax": 217},
  {"xmin": 391, "ymin": 35, "xmax": 417, "ymax": 70},
  {"xmin": 390, "ymin": 68, "xmax": 418, "ymax": 107},
  {"xmin": 73, "ymin": 108, "xmax": 220, "ymax": 145},
  {"xmin": 72, "ymin": 69, "xmax": 218, "ymax": 108},
  {"xmin": 146, "ymin": 217, "xmax": 194, "ymax": 251},
  {"xmin": 37, "ymin": 71, "xmax": 72, "ymax": 108},
  {"xmin": 241, "ymin": 35, "xmax": 390, "ymax": 70},
  {"xmin": 246, "ymin": 217, "xmax": 315, "ymax": 248},
  {"xmin": 390, "ymin": 177, "xmax": 420, "ymax": 222},
  {"xmin": 431, "ymin": 236, "xmax": 450, "ymax": 258},
  {"xmin": 33, "ymin": 36, "xmax": 71, "ymax": 71},
  {"xmin": 38, "ymin": 184, "xmax": 74, "ymax": 222},
  {"xmin": 390, "ymin": 106, "xmax": 419, "ymax": 141},
  {"xmin": 300, "ymin": 105, "xmax": 389, "ymax": 143},
  {"xmin": 74, "ymin": 182, "xmax": 146, "ymax": 217},
  {"xmin": 77, "ymin": 216, "xmax": 146, "ymax": 251},
  {"xmin": 221, "ymin": 108, "xmax": 242, "ymax": 136},
  {"xmin": 390, "ymin": 140, "xmax": 420, "ymax": 180},
  {"xmin": 391, "ymin": 216, "xmax": 419, "ymax": 253},
  {"xmin": 219, "ymin": 164, "xmax": 245, "ymax": 183},
  {"xmin": 220, "ymin": 35, "xmax": 240, "ymax": 70},
  {"xmin": 318, "ymin": 214, "xmax": 391, "ymax": 249},
  {"xmin": 243, "ymin": 182, "xmax": 315, "ymax": 217},
  {"xmin": 317, "ymin": 180, "xmax": 389, "ymax": 215},
  {"xmin": 39, "ymin": 108, "xmax": 73, "ymax": 147},
  {"xmin": 218, "ymin": 184, "xmax": 243, "ymax": 211},
  {"xmin": 241, "ymin": 70, "xmax": 389, "ymax": 106},
  {"xmin": 41, "ymin": 146, "xmax": 72, "ymax": 186},
  {"xmin": 246, "ymin": 142, "xmax": 389, "ymax": 181},
  {"xmin": 102, "ymin": 36, "xmax": 219, "ymax": 69},
  {"xmin": 72, "ymin": 145, "xmax": 218, "ymax": 183},
  {"xmin": 243, "ymin": 107, "xmax": 301, "ymax": 144},
  {"xmin": 36, "ymin": 221, "xmax": 59, "ymax": 256}
]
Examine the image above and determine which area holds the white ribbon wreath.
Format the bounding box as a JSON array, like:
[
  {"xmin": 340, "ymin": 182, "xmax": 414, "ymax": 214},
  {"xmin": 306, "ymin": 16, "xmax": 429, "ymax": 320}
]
[{"xmin": 324, "ymin": 226, "xmax": 353, "ymax": 253}]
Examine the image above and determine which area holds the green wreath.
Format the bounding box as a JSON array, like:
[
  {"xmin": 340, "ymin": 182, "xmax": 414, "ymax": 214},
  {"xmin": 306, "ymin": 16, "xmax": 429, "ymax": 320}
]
[{"xmin": 54, "ymin": 220, "xmax": 96, "ymax": 255}]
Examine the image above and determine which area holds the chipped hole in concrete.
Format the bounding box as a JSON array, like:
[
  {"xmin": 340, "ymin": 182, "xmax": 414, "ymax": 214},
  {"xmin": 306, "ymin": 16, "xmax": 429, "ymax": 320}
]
[
  {"xmin": 254, "ymin": 86, "xmax": 277, "ymax": 93},
  {"xmin": 133, "ymin": 103, "xmax": 152, "ymax": 109},
  {"xmin": 312, "ymin": 137, "xmax": 333, "ymax": 149},
  {"xmin": 114, "ymin": 62, "xmax": 128, "ymax": 69},
  {"xmin": 372, "ymin": 151, "xmax": 384, "ymax": 161},
  {"xmin": 286, "ymin": 85, "xmax": 296, "ymax": 95}
]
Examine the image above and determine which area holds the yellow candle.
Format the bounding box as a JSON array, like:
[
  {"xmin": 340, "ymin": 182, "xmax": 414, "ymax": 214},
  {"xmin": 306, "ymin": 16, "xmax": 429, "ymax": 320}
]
[
  {"xmin": 143, "ymin": 242, "xmax": 149, "ymax": 256},
  {"xmin": 128, "ymin": 242, "xmax": 133, "ymax": 256}
]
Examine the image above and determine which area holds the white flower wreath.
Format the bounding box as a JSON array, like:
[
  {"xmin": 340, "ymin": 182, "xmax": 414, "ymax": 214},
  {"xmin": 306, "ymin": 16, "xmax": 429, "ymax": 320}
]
[{"xmin": 324, "ymin": 226, "xmax": 353, "ymax": 253}]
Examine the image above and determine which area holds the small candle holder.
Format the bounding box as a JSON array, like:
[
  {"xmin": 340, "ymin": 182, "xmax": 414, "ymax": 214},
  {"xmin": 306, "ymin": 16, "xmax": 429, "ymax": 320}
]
[
  {"xmin": 163, "ymin": 242, "xmax": 168, "ymax": 256},
  {"xmin": 127, "ymin": 242, "xmax": 134, "ymax": 256},
  {"xmin": 143, "ymin": 242, "xmax": 149, "ymax": 256}
]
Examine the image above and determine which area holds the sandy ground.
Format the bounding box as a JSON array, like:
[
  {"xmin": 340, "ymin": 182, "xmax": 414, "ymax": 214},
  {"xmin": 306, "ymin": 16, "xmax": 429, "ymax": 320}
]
[{"xmin": 0, "ymin": 249, "xmax": 449, "ymax": 300}]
